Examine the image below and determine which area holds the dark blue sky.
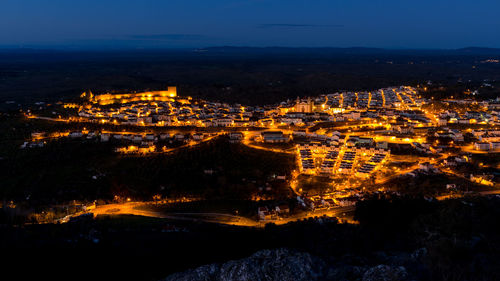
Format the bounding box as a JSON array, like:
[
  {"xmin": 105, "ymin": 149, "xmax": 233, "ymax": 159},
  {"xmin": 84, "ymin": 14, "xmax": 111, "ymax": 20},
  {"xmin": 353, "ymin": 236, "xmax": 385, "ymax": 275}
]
[{"xmin": 1, "ymin": 0, "xmax": 499, "ymax": 49}]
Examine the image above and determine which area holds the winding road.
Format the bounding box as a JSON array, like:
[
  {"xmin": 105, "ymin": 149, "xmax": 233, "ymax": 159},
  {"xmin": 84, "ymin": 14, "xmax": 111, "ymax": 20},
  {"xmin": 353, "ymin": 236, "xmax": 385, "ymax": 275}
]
[{"xmin": 82, "ymin": 202, "xmax": 356, "ymax": 227}]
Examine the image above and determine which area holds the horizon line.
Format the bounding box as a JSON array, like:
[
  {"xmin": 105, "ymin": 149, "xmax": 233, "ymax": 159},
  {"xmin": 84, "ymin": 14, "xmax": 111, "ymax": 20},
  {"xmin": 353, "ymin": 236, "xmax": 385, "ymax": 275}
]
[{"xmin": 0, "ymin": 45, "xmax": 500, "ymax": 52}]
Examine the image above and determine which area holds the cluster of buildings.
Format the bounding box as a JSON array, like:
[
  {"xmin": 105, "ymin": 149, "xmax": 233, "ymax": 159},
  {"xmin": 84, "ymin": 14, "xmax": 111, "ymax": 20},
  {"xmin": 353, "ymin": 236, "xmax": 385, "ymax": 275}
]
[
  {"xmin": 77, "ymin": 87, "xmax": 267, "ymax": 128},
  {"xmin": 437, "ymin": 109, "xmax": 497, "ymax": 126},
  {"xmin": 22, "ymin": 128, "xmax": 212, "ymax": 154},
  {"xmin": 327, "ymin": 86, "xmax": 421, "ymax": 110},
  {"xmin": 257, "ymin": 204, "xmax": 290, "ymax": 221},
  {"xmin": 50, "ymin": 85, "xmax": 499, "ymax": 177},
  {"xmin": 296, "ymin": 136, "xmax": 390, "ymax": 178},
  {"xmin": 28, "ymin": 85, "xmax": 499, "ymax": 183},
  {"xmin": 103, "ymin": 131, "xmax": 212, "ymax": 154},
  {"xmin": 471, "ymin": 129, "xmax": 500, "ymax": 151},
  {"xmin": 73, "ymin": 86, "xmax": 429, "ymax": 130},
  {"xmin": 23, "ymin": 84, "xmax": 500, "ymax": 223},
  {"xmin": 304, "ymin": 194, "xmax": 359, "ymax": 209},
  {"xmin": 272, "ymin": 87, "xmax": 427, "ymax": 127}
]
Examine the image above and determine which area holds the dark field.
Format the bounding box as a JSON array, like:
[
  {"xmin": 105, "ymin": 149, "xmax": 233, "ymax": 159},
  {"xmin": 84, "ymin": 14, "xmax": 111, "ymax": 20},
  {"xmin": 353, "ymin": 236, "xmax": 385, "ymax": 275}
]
[
  {"xmin": 0, "ymin": 135, "xmax": 294, "ymax": 207},
  {"xmin": 1, "ymin": 47, "xmax": 500, "ymax": 107}
]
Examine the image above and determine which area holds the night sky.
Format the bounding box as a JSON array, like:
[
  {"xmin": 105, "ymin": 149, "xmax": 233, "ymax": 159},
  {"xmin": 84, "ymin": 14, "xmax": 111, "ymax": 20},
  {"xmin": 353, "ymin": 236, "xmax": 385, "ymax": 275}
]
[{"xmin": 1, "ymin": 0, "xmax": 499, "ymax": 49}]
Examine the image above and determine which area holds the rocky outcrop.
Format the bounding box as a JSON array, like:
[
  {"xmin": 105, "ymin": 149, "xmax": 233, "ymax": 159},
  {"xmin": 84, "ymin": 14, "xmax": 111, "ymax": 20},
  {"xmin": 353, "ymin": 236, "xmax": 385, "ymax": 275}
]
[
  {"xmin": 362, "ymin": 265, "xmax": 408, "ymax": 281},
  {"xmin": 163, "ymin": 249, "xmax": 413, "ymax": 281},
  {"xmin": 163, "ymin": 248, "xmax": 326, "ymax": 281}
]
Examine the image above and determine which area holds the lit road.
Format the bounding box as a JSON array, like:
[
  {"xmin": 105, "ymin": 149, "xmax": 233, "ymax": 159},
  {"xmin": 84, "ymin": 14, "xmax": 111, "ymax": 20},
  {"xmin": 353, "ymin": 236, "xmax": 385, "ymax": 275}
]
[
  {"xmin": 27, "ymin": 115, "xmax": 71, "ymax": 122},
  {"xmin": 273, "ymin": 205, "xmax": 357, "ymax": 225},
  {"xmin": 478, "ymin": 190, "xmax": 500, "ymax": 196},
  {"xmin": 89, "ymin": 202, "xmax": 258, "ymax": 226},
  {"xmin": 376, "ymin": 152, "xmax": 449, "ymax": 185},
  {"xmin": 375, "ymin": 163, "xmax": 421, "ymax": 184},
  {"xmin": 79, "ymin": 202, "xmax": 356, "ymax": 227},
  {"xmin": 161, "ymin": 133, "xmax": 219, "ymax": 153},
  {"xmin": 436, "ymin": 189, "xmax": 500, "ymax": 201},
  {"xmin": 241, "ymin": 141, "xmax": 295, "ymax": 154},
  {"xmin": 241, "ymin": 129, "xmax": 296, "ymax": 154},
  {"xmin": 460, "ymin": 144, "xmax": 491, "ymax": 154}
]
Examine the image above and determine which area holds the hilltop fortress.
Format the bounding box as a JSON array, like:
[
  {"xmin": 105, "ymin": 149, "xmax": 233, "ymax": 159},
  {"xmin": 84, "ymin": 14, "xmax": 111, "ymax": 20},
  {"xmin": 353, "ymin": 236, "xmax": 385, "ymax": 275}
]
[{"xmin": 82, "ymin": 87, "xmax": 177, "ymax": 105}]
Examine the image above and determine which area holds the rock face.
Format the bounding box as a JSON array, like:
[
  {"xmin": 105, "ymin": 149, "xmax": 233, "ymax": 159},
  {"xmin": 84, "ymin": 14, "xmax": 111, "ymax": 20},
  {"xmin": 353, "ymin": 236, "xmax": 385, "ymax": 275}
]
[
  {"xmin": 362, "ymin": 265, "xmax": 408, "ymax": 281},
  {"xmin": 163, "ymin": 248, "xmax": 326, "ymax": 281},
  {"xmin": 163, "ymin": 249, "xmax": 413, "ymax": 281}
]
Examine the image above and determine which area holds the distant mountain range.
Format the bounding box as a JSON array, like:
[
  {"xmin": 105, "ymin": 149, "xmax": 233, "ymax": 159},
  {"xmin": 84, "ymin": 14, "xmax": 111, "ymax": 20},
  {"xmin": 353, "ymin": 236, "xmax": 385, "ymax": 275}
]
[
  {"xmin": 1, "ymin": 46, "xmax": 500, "ymax": 56},
  {"xmin": 197, "ymin": 46, "xmax": 500, "ymax": 56}
]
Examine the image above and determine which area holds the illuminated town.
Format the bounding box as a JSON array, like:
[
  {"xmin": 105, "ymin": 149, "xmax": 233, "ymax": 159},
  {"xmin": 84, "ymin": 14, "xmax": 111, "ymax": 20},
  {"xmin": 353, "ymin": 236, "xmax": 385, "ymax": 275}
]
[{"xmin": 20, "ymin": 85, "xmax": 500, "ymax": 224}]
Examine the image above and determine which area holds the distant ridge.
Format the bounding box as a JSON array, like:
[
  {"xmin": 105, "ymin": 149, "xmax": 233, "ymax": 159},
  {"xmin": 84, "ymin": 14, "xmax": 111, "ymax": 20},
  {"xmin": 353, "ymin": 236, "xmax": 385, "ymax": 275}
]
[
  {"xmin": 198, "ymin": 46, "xmax": 500, "ymax": 55},
  {"xmin": 456, "ymin": 47, "xmax": 500, "ymax": 54},
  {"xmin": 198, "ymin": 46, "xmax": 387, "ymax": 54},
  {"xmin": 1, "ymin": 45, "xmax": 499, "ymax": 56}
]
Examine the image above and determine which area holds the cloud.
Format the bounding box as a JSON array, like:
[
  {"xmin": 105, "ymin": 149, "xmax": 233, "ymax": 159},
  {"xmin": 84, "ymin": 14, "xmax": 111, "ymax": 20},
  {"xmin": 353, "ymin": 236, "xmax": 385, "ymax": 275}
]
[
  {"xmin": 128, "ymin": 34, "xmax": 206, "ymax": 41},
  {"xmin": 257, "ymin": 24, "xmax": 344, "ymax": 29}
]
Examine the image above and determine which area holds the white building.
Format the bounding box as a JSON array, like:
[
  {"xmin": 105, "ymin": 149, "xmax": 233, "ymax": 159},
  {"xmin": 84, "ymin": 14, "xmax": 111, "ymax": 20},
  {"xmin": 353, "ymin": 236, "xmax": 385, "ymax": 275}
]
[{"xmin": 473, "ymin": 142, "xmax": 490, "ymax": 151}]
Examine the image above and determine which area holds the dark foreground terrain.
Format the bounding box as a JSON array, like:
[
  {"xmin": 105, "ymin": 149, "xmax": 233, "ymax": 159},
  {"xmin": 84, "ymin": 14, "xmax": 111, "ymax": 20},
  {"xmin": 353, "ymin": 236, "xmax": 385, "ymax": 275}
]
[{"xmin": 3, "ymin": 196, "xmax": 500, "ymax": 281}]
